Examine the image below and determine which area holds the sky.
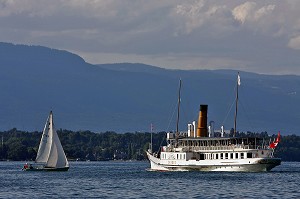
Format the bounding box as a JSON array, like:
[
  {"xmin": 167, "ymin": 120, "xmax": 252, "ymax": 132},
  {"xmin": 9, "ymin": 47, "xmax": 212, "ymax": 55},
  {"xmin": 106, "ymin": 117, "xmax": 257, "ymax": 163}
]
[{"xmin": 1, "ymin": 0, "xmax": 300, "ymax": 75}]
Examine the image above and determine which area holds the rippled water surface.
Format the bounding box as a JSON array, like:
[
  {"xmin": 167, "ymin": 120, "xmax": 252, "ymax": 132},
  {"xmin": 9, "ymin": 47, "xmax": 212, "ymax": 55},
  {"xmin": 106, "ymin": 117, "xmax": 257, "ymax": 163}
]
[{"xmin": 0, "ymin": 161, "xmax": 299, "ymax": 198}]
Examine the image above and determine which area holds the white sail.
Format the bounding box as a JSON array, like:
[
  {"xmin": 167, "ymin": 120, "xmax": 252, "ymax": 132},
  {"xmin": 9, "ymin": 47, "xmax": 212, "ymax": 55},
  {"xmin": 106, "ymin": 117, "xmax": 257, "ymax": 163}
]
[
  {"xmin": 35, "ymin": 111, "xmax": 69, "ymax": 168},
  {"xmin": 35, "ymin": 113, "xmax": 52, "ymax": 164}
]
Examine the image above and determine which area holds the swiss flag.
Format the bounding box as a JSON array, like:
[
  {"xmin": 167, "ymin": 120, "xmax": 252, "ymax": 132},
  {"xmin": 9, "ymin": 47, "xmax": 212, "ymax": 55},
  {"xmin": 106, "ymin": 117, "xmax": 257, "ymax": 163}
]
[{"xmin": 270, "ymin": 132, "xmax": 280, "ymax": 149}]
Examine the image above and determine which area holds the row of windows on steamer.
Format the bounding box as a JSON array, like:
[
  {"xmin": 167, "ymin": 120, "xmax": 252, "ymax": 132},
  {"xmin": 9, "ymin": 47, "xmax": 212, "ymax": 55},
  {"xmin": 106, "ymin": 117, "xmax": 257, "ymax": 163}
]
[{"xmin": 161, "ymin": 152, "xmax": 259, "ymax": 160}]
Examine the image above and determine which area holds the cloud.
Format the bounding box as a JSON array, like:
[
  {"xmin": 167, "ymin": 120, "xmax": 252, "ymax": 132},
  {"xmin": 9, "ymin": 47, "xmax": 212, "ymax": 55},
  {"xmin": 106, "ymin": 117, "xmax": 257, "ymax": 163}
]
[
  {"xmin": 1, "ymin": 0, "xmax": 300, "ymax": 74},
  {"xmin": 288, "ymin": 35, "xmax": 300, "ymax": 50},
  {"xmin": 172, "ymin": 1, "xmax": 232, "ymax": 35},
  {"xmin": 173, "ymin": 0, "xmax": 206, "ymax": 34},
  {"xmin": 254, "ymin": 4, "xmax": 276, "ymax": 20},
  {"xmin": 232, "ymin": 2, "xmax": 276, "ymax": 24},
  {"xmin": 232, "ymin": 2, "xmax": 257, "ymax": 24},
  {"xmin": 232, "ymin": 1, "xmax": 277, "ymax": 35}
]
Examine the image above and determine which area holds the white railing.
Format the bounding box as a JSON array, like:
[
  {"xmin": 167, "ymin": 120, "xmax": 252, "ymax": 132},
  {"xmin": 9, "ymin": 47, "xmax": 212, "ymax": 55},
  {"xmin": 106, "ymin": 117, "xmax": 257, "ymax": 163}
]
[{"xmin": 166, "ymin": 144, "xmax": 270, "ymax": 152}]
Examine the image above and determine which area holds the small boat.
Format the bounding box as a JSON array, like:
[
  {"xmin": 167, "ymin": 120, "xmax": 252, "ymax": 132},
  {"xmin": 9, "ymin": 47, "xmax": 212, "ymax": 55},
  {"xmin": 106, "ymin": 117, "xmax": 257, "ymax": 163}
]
[
  {"xmin": 147, "ymin": 74, "xmax": 281, "ymax": 172},
  {"xmin": 23, "ymin": 111, "xmax": 69, "ymax": 171}
]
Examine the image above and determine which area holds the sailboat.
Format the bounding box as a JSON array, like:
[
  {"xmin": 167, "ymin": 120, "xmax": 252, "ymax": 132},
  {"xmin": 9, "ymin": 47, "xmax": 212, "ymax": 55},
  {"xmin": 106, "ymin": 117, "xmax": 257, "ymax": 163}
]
[
  {"xmin": 146, "ymin": 74, "xmax": 281, "ymax": 172},
  {"xmin": 23, "ymin": 111, "xmax": 69, "ymax": 171}
]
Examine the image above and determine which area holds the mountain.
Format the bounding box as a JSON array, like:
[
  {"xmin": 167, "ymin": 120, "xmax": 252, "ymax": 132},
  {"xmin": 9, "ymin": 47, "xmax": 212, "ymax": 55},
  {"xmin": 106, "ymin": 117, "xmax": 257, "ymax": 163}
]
[{"xmin": 1, "ymin": 42, "xmax": 300, "ymax": 134}]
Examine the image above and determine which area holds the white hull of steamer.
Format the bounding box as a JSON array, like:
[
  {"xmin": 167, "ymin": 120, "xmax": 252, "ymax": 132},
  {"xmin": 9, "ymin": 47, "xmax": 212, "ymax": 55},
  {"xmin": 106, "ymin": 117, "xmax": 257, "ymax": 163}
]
[{"xmin": 146, "ymin": 151, "xmax": 281, "ymax": 172}]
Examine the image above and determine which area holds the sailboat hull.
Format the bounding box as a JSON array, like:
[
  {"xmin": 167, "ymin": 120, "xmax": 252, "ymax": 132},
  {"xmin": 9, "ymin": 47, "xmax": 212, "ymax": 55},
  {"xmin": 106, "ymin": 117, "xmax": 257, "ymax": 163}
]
[
  {"xmin": 44, "ymin": 166, "xmax": 69, "ymax": 171},
  {"xmin": 23, "ymin": 164, "xmax": 69, "ymax": 171}
]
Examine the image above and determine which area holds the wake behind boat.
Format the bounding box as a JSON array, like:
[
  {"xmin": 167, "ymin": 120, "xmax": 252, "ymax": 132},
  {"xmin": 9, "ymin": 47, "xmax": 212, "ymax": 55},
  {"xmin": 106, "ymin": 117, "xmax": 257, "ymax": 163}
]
[
  {"xmin": 23, "ymin": 111, "xmax": 69, "ymax": 171},
  {"xmin": 147, "ymin": 74, "xmax": 281, "ymax": 172}
]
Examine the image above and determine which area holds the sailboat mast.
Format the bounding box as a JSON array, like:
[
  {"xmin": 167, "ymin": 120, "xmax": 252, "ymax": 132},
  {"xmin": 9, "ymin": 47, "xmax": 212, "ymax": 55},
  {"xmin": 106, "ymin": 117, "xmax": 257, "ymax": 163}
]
[
  {"xmin": 176, "ymin": 79, "xmax": 182, "ymax": 144},
  {"xmin": 234, "ymin": 72, "xmax": 240, "ymax": 137}
]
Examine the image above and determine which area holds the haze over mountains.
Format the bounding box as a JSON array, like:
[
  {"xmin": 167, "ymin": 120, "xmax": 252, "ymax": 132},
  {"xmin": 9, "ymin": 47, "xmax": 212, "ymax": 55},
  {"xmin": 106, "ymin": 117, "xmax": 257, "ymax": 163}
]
[{"xmin": 1, "ymin": 42, "xmax": 299, "ymax": 135}]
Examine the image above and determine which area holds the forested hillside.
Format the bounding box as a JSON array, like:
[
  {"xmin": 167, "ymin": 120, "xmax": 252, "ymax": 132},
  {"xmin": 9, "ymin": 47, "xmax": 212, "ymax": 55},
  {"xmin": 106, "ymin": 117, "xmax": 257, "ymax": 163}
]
[
  {"xmin": 2, "ymin": 42, "xmax": 300, "ymax": 134},
  {"xmin": 0, "ymin": 129, "xmax": 299, "ymax": 162}
]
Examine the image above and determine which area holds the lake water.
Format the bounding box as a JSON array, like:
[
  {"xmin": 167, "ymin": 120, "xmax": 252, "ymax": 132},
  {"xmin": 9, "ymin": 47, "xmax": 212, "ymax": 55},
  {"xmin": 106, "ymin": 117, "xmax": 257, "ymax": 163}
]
[{"xmin": 0, "ymin": 161, "xmax": 299, "ymax": 198}]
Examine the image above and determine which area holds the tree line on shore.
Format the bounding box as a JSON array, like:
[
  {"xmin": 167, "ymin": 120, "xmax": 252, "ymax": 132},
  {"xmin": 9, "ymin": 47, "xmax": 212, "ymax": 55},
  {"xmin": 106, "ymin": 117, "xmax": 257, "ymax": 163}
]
[{"xmin": 0, "ymin": 128, "xmax": 299, "ymax": 162}]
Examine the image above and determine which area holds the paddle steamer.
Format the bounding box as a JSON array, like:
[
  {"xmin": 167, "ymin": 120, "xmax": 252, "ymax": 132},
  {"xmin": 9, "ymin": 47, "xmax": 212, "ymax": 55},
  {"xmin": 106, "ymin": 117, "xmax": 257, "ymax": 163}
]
[{"xmin": 147, "ymin": 75, "xmax": 281, "ymax": 172}]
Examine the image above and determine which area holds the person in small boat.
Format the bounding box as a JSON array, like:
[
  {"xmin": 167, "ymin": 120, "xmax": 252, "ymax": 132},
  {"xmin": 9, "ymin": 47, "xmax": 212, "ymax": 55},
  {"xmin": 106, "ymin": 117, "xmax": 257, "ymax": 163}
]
[
  {"xmin": 23, "ymin": 163, "xmax": 33, "ymax": 170},
  {"xmin": 23, "ymin": 163, "xmax": 29, "ymax": 170}
]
